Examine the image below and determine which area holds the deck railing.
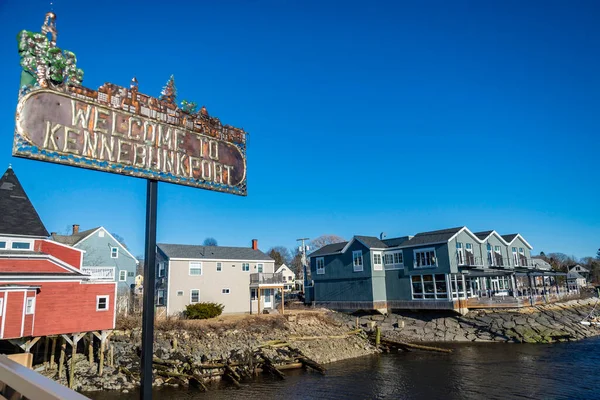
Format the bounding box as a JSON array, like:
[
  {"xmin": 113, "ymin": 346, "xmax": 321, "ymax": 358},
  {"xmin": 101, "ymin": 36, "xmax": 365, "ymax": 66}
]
[
  {"xmin": 81, "ymin": 266, "xmax": 115, "ymax": 280},
  {"xmin": 0, "ymin": 355, "xmax": 89, "ymax": 399},
  {"xmin": 250, "ymin": 272, "xmax": 284, "ymax": 286}
]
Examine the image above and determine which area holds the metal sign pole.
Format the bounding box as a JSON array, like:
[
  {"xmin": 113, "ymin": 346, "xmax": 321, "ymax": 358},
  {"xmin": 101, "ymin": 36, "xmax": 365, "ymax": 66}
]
[{"xmin": 141, "ymin": 179, "xmax": 158, "ymax": 399}]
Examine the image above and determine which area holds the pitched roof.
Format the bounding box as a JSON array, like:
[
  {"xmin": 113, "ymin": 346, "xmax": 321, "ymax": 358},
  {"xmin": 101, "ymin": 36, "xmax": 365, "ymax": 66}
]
[
  {"xmin": 382, "ymin": 236, "xmax": 412, "ymax": 247},
  {"xmin": 354, "ymin": 235, "xmax": 388, "ymax": 249},
  {"xmin": 567, "ymin": 271, "xmax": 585, "ymax": 280},
  {"xmin": 157, "ymin": 243, "xmax": 273, "ymax": 261},
  {"xmin": 474, "ymin": 231, "xmax": 493, "ymax": 240},
  {"xmin": 0, "ymin": 167, "xmax": 49, "ymax": 237},
  {"xmin": 399, "ymin": 227, "xmax": 463, "ymax": 247},
  {"xmin": 308, "ymin": 242, "xmax": 348, "ymax": 258},
  {"xmin": 51, "ymin": 227, "xmax": 100, "ymax": 246},
  {"xmin": 501, "ymin": 234, "xmax": 519, "ymax": 242}
]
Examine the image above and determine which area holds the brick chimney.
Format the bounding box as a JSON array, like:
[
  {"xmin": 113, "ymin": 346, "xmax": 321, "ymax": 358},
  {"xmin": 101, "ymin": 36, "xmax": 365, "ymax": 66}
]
[
  {"xmin": 251, "ymin": 239, "xmax": 258, "ymax": 250},
  {"xmin": 72, "ymin": 224, "xmax": 80, "ymax": 235}
]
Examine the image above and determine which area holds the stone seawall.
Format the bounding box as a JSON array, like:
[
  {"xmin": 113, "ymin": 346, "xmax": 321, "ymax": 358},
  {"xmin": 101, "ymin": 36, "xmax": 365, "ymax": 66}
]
[{"xmin": 349, "ymin": 298, "xmax": 600, "ymax": 344}]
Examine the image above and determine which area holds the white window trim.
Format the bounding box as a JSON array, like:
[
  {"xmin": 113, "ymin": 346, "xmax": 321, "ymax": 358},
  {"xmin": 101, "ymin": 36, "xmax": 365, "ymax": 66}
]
[
  {"xmin": 96, "ymin": 295, "xmax": 109, "ymax": 311},
  {"xmin": 373, "ymin": 252, "xmax": 383, "ymax": 271},
  {"xmin": 156, "ymin": 290, "xmax": 165, "ymax": 306},
  {"xmin": 316, "ymin": 257, "xmax": 325, "ymax": 275},
  {"xmin": 222, "ymin": 288, "xmax": 230, "ymax": 294},
  {"xmin": 257, "ymin": 263, "xmax": 264, "ymax": 273},
  {"xmin": 189, "ymin": 261, "xmax": 202, "ymax": 276},
  {"xmin": 158, "ymin": 262, "xmax": 166, "ymax": 278},
  {"xmin": 216, "ymin": 262, "xmax": 222, "ymax": 272},
  {"xmin": 413, "ymin": 247, "xmax": 437, "ymax": 269},
  {"xmin": 119, "ymin": 270, "xmax": 127, "ymax": 282},
  {"xmin": 110, "ymin": 247, "xmax": 119, "ymax": 259},
  {"xmin": 384, "ymin": 251, "xmax": 404, "ymax": 270},
  {"xmin": 0, "ymin": 237, "xmax": 34, "ymax": 252},
  {"xmin": 25, "ymin": 297, "xmax": 35, "ymax": 315},
  {"xmin": 190, "ymin": 289, "xmax": 200, "ymax": 304},
  {"xmin": 242, "ymin": 263, "xmax": 250, "ymax": 272},
  {"xmin": 352, "ymin": 251, "xmax": 363, "ymax": 272}
]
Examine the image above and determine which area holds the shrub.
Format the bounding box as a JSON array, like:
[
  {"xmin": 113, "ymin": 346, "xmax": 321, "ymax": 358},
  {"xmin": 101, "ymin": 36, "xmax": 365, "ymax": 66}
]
[{"xmin": 184, "ymin": 302, "xmax": 224, "ymax": 320}]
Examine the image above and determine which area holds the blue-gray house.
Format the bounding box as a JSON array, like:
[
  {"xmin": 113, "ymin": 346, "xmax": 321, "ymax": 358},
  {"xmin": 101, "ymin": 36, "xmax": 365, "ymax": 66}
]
[
  {"xmin": 52, "ymin": 225, "xmax": 139, "ymax": 311},
  {"xmin": 307, "ymin": 226, "xmax": 562, "ymax": 313}
]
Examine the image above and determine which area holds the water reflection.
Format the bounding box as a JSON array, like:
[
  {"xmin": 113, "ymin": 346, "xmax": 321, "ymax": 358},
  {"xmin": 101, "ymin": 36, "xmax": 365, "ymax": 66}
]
[{"xmin": 89, "ymin": 337, "xmax": 600, "ymax": 400}]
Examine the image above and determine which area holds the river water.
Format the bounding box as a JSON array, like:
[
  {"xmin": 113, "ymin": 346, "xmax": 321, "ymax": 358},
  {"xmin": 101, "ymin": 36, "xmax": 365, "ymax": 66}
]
[{"xmin": 89, "ymin": 337, "xmax": 600, "ymax": 400}]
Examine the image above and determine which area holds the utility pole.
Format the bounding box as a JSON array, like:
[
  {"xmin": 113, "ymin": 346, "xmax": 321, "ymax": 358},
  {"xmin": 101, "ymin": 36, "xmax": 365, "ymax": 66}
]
[{"xmin": 297, "ymin": 238, "xmax": 310, "ymax": 299}]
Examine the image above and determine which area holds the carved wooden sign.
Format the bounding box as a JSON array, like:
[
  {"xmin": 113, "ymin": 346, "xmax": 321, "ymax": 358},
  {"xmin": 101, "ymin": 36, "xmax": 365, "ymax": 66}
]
[{"xmin": 13, "ymin": 13, "xmax": 247, "ymax": 196}]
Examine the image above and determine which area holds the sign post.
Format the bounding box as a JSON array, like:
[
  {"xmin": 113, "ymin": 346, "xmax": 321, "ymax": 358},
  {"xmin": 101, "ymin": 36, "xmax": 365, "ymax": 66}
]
[{"xmin": 13, "ymin": 13, "xmax": 248, "ymax": 399}]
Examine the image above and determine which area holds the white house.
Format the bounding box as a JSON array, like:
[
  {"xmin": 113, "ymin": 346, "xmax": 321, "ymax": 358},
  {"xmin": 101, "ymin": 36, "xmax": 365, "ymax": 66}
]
[
  {"xmin": 276, "ymin": 264, "xmax": 296, "ymax": 291},
  {"xmin": 567, "ymin": 270, "xmax": 586, "ymax": 291}
]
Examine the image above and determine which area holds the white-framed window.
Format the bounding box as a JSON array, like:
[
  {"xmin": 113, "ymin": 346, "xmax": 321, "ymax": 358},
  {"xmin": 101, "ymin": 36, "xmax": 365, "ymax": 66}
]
[
  {"xmin": 411, "ymin": 274, "xmax": 447, "ymax": 300},
  {"xmin": 96, "ymin": 295, "xmax": 109, "ymax": 311},
  {"xmin": 394, "ymin": 252, "xmax": 403, "ymax": 265},
  {"xmin": 111, "ymin": 247, "xmax": 118, "ymax": 258},
  {"xmin": 486, "ymin": 244, "xmax": 494, "ymax": 266},
  {"xmin": 456, "ymin": 242, "xmax": 464, "ymax": 265},
  {"xmin": 373, "ymin": 253, "xmax": 382, "ymax": 271},
  {"xmin": 316, "ymin": 257, "xmax": 325, "ymax": 275},
  {"xmin": 156, "ymin": 290, "xmax": 165, "ymax": 305},
  {"xmin": 0, "ymin": 241, "xmax": 6, "ymax": 249},
  {"xmin": 242, "ymin": 263, "xmax": 250, "ymax": 272},
  {"xmin": 25, "ymin": 297, "xmax": 35, "ymax": 314},
  {"xmin": 384, "ymin": 251, "xmax": 404, "ymax": 270},
  {"xmin": 119, "ymin": 270, "xmax": 127, "ymax": 281},
  {"xmin": 414, "ymin": 248, "xmax": 437, "ymax": 268},
  {"xmin": 189, "ymin": 262, "xmax": 202, "ymax": 276},
  {"xmin": 12, "ymin": 241, "xmax": 31, "ymax": 250},
  {"xmin": 99, "ymin": 231, "xmax": 105, "ymax": 238},
  {"xmin": 257, "ymin": 264, "xmax": 264, "ymax": 273},
  {"xmin": 494, "ymin": 245, "xmax": 501, "ymax": 254},
  {"xmin": 0, "ymin": 237, "xmax": 33, "ymax": 251},
  {"xmin": 190, "ymin": 289, "xmax": 200, "ymax": 303},
  {"xmin": 216, "ymin": 262, "xmax": 222, "ymax": 272},
  {"xmin": 512, "ymin": 247, "xmax": 519, "ymax": 266},
  {"xmin": 158, "ymin": 262, "xmax": 165, "ymax": 278},
  {"xmin": 222, "ymin": 288, "xmax": 230, "ymax": 294},
  {"xmin": 519, "ymin": 247, "xmax": 524, "ymax": 255},
  {"xmin": 176, "ymin": 290, "xmax": 184, "ymax": 296},
  {"xmin": 352, "ymin": 251, "xmax": 363, "ymax": 272},
  {"xmin": 384, "ymin": 253, "xmax": 393, "ymax": 265}
]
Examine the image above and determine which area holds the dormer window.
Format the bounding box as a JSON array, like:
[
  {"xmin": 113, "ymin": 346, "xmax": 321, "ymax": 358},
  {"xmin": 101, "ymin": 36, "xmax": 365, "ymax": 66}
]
[
  {"xmin": 0, "ymin": 241, "xmax": 5, "ymax": 249},
  {"xmin": 12, "ymin": 242, "xmax": 31, "ymax": 250},
  {"xmin": 0, "ymin": 237, "xmax": 33, "ymax": 251}
]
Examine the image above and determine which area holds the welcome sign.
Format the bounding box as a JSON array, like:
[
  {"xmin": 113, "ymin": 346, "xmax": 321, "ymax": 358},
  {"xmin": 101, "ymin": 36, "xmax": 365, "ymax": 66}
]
[{"xmin": 14, "ymin": 13, "xmax": 247, "ymax": 195}]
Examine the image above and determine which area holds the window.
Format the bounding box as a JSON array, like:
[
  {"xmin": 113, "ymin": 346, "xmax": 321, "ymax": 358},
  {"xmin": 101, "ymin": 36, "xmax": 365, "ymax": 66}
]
[
  {"xmin": 111, "ymin": 247, "xmax": 118, "ymax": 258},
  {"xmin": 25, "ymin": 298, "xmax": 35, "ymax": 314},
  {"xmin": 512, "ymin": 247, "xmax": 519, "ymax": 266},
  {"xmin": 316, "ymin": 257, "xmax": 325, "ymax": 275},
  {"xmin": 384, "ymin": 254, "xmax": 393, "ymax": 265},
  {"xmin": 352, "ymin": 251, "xmax": 363, "ymax": 272},
  {"xmin": 486, "ymin": 244, "xmax": 494, "ymax": 266},
  {"xmin": 373, "ymin": 253, "xmax": 382, "ymax": 271},
  {"xmin": 494, "ymin": 246, "xmax": 501, "ymax": 254},
  {"xmin": 0, "ymin": 241, "xmax": 5, "ymax": 249},
  {"xmin": 0, "ymin": 298, "xmax": 3, "ymax": 316},
  {"xmin": 158, "ymin": 262, "xmax": 165, "ymax": 278},
  {"xmin": 519, "ymin": 248, "xmax": 524, "ymax": 255},
  {"xmin": 12, "ymin": 242, "xmax": 31, "ymax": 250},
  {"xmin": 411, "ymin": 274, "xmax": 447, "ymax": 299},
  {"xmin": 98, "ymin": 231, "xmax": 105, "ymax": 238},
  {"xmin": 176, "ymin": 290, "xmax": 184, "ymax": 296},
  {"xmin": 190, "ymin": 289, "xmax": 200, "ymax": 303},
  {"xmin": 250, "ymin": 288, "xmax": 257, "ymax": 300},
  {"xmin": 414, "ymin": 248, "xmax": 436, "ymax": 268},
  {"xmin": 456, "ymin": 242, "xmax": 464, "ymax": 265},
  {"xmin": 242, "ymin": 263, "xmax": 250, "ymax": 272},
  {"xmin": 222, "ymin": 288, "xmax": 230, "ymax": 294},
  {"xmin": 216, "ymin": 262, "xmax": 222, "ymax": 272},
  {"xmin": 128, "ymin": 271, "xmax": 134, "ymax": 277},
  {"xmin": 257, "ymin": 264, "xmax": 264, "ymax": 273},
  {"xmin": 156, "ymin": 290, "xmax": 165, "ymax": 305},
  {"xmin": 119, "ymin": 270, "xmax": 127, "ymax": 281},
  {"xmin": 384, "ymin": 251, "xmax": 404, "ymax": 270},
  {"xmin": 96, "ymin": 295, "xmax": 109, "ymax": 311},
  {"xmin": 464, "ymin": 243, "xmax": 474, "ymax": 265},
  {"xmin": 394, "ymin": 252, "xmax": 403, "ymax": 264},
  {"xmin": 189, "ymin": 262, "xmax": 202, "ymax": 276}
]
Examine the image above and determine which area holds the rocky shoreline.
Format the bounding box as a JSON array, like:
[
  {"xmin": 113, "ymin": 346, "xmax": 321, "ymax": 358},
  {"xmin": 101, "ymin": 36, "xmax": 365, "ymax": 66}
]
[
  {"xmin": 35, "ymin": 298, "xmax": 600, "ymax": 394},
  {"xmin": 351, "ymin": 297, "xmax": 600, "ymax": 344}
]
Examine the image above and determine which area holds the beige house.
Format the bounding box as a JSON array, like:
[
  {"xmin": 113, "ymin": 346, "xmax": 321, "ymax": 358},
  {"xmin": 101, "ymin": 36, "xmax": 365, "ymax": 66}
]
[
  {"xmin": 156, "ymin": 240, "xmax": 283, "ymax": 315},
  {"xmin": 276, "ymin": 264, "xmax": 296, "ymax": 291}
]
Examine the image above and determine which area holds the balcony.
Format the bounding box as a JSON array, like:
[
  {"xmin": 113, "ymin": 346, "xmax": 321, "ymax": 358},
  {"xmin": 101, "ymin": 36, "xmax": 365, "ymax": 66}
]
[
  {"xmin": 250, "ymin": 272, "xmax": 284, "ymax": 287},
  {"xmin": 456, "ymin": 252, "xmax": 484, "ymax": 267},
  {"xmin": 486, "ymin": 256, "xmax": 512, "ymax": 268},
  {"xmin": 81, "ymin": 267, "xmax": 115, "ymax": 280}
]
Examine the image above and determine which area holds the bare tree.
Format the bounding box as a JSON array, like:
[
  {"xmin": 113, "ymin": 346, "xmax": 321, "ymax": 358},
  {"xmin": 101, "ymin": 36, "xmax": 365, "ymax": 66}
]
[
  {"xmin": 111, "ymin": 233, "xmax": 128, "ymax": 249},
  {"xmin": 267, "ymin": 246, "xmax": 292, "ymax": 267},
  {"xmin": 309, "ymin": 234, "xmax": 346, "ymax": 251},
  {"xmin": 290, "ymin": 248, "xmax": 304, "ymax": 277},
  {"xmin": 203, "ymin": 237, "xmax": 218, "ymax": 246}
]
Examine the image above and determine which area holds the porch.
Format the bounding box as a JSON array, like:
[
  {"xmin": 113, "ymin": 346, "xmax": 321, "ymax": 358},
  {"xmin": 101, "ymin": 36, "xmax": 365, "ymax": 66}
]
[{"xmin": 249, "ymin": 273, "xmax": 285, "ymax": 315}]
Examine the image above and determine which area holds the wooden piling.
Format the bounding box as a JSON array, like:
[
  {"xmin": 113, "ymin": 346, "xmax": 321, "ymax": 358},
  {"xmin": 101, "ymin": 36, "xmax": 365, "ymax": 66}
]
[
  {"xmin": 88, "ymin": 333, "xmax": 94, "ymax": 363},
  {"xmin": 109, "ymin": 345, "xmax": 114, "ymax": 367},
  {"xmin": 58, "ymin": 337, "xmax": 66, "ymax": 378},
  {"xmin": 375, "ymin": 326, "xmax": 381, "ymax": 348},
  {"xmin": 69, "ymin": 338, "xmax": 76, "ymax": 389},
  {"xmin": 43, "ymin": 337, "xmax": 49, "ymax": 370},
  {"xmin": 50, "ymin": 336, "xmax": 57, "ymax": 370},
  {"xmin": 99, "ymin": 339, "xmax": 105, "ymax": 376}
]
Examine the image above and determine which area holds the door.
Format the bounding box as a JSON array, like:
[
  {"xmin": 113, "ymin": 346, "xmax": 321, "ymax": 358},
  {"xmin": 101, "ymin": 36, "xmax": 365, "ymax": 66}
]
[{"xmin": 263, "ymin": 289, "xmax": 272, "ymax": 309}]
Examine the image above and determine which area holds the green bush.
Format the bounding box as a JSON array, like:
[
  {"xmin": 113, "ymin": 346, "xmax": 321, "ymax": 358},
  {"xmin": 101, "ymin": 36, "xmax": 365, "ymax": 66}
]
[{"xmin": 184, "ymin": 302, "xmax": 224, "ymax": 319}]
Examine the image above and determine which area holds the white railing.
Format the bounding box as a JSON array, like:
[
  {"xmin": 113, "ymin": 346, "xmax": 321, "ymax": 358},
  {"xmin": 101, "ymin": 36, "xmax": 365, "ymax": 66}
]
[
  {"xmin": 0, "ymin": 355, "xmax": 89, "ymax": 399},
  {"xmin": 81, "ymin": 267, "xmax": 115, "ymax": 280}
]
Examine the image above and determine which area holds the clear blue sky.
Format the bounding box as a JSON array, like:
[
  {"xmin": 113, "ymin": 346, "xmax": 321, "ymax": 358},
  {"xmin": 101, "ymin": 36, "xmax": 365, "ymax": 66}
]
[{"xmin": 0, "ymin": 0, "xmax": 598, "ymax": 259}]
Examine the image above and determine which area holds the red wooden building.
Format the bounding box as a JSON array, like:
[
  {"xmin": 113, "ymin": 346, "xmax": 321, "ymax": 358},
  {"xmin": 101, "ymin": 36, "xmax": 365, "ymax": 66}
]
[{"xmin": 0, "ymin": 166, "xmax": 116, "ymax": 344}]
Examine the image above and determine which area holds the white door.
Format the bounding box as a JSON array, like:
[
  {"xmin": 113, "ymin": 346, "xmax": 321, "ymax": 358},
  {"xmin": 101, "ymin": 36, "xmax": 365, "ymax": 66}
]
[{"xmin": 263, "ymin": 289, "xmax": 272, "ymax": 308}]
